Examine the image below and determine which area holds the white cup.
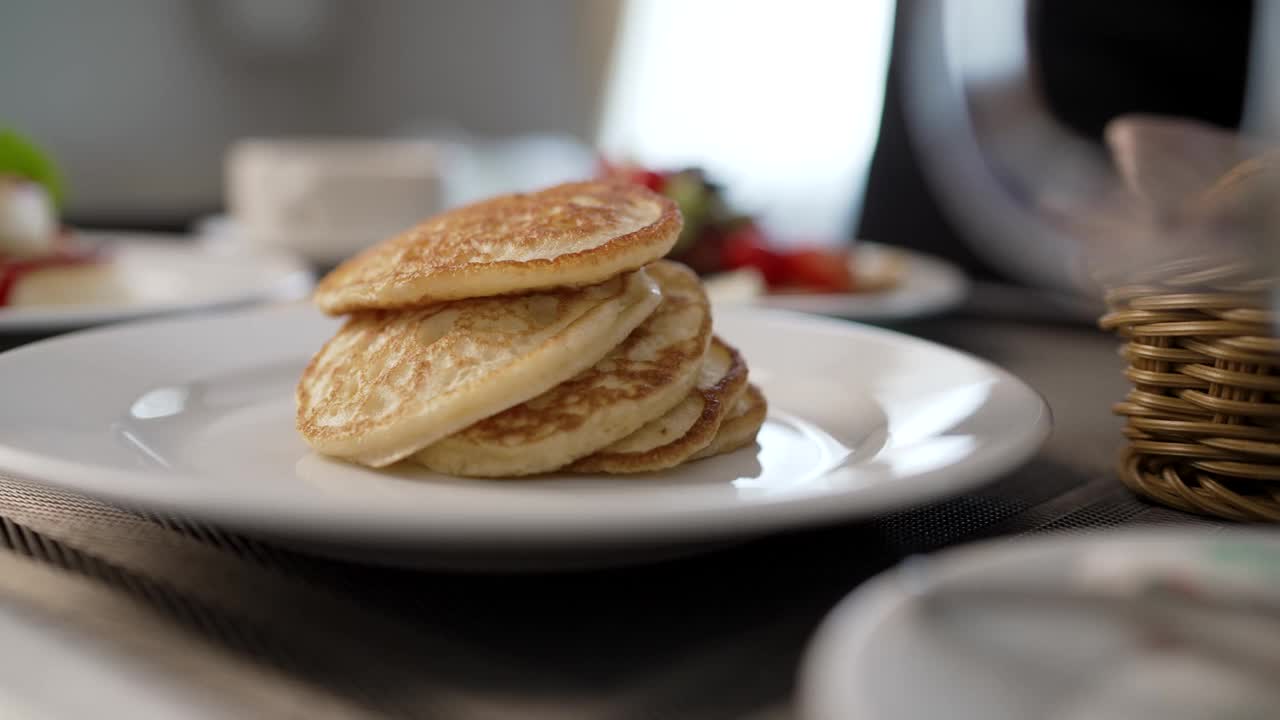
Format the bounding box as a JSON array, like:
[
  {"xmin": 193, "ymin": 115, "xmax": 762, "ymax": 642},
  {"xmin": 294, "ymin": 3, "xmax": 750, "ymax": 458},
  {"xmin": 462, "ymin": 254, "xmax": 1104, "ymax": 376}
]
[{"xmin": 226, "ymin": 138, "xmax": 445, "ymax": 265}]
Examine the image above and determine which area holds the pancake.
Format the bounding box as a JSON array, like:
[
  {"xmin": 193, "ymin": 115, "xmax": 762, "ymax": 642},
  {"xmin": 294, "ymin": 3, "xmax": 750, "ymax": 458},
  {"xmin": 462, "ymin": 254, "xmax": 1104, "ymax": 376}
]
[
  {"xmin": 296, "ymin": 269, "xmax": 661, "ymax": 467},
  {"xmin": 414, "ymin": 261, "xmax": 711, "ymax": 477},
  {"xmin": 568, "ymin": 336, "xmax": 748, "ymax": 474},
  {"xmin": 313, "ymin": 180, "xmax": 681, "ymax": 314},
  {"xmin": 690, "ymin": 384, "xmax": 767, "ymax": 460}
]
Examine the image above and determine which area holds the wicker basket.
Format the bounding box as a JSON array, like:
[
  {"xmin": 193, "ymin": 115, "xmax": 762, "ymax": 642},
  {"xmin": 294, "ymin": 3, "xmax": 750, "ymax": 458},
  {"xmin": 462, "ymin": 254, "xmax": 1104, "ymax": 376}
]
[{"xmin": 1100, "ymin": 258, "xmax": 1280, "ymax": 521}]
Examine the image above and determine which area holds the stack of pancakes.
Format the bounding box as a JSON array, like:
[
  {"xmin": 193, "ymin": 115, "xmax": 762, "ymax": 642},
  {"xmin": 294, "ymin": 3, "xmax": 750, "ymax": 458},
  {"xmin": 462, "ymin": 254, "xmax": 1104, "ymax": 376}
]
[{"xmin": 296, "ymin": 180, "xmax": 766, "ymax": 477}]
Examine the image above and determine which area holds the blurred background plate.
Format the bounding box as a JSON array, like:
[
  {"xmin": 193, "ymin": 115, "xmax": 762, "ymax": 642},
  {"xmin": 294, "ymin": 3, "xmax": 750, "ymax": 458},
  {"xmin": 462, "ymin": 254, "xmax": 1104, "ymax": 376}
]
[
  {"xmin": 801, "ymin": 530, "xmax": 1280, "ymax": 720},
  {"xmin": 0, "ymin": 231, "xmax": 313, "ymax": 333},
  {"xmin": 0, "ymin": 599, "xmax": 231, "ymax": 719},
  {"xmin": 743, "ymin": 242, "xmax": 969, "ymax": 321}
]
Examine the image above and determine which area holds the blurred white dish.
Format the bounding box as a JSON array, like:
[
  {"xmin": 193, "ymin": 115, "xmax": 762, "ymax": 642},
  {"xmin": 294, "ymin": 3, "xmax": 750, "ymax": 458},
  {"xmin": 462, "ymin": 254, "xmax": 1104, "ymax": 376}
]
[
  {"xmin": 0, "ymin": 232, "xmax": 312, "ymax": 333},
  {"xmin": 0, "ymin": 601, "xmax": 230, "ymax": 719},
  {"xmin": 218, "ymin": 134, "xmax": 595, "ymax": 266},
  {"xmin": 801, "ymin": 530, "xmax": 1280, "ymax": 720},
  {"xmin": 705, "ymin": 242, "xmax": 969, "ymax": 321},
  {"xmin": 0, "ymin": 304, "xmax": 1046, "ymax": 570},
  {"xmin": 226, "ymin": 138, "xmax": 445, "ymax": 265}
]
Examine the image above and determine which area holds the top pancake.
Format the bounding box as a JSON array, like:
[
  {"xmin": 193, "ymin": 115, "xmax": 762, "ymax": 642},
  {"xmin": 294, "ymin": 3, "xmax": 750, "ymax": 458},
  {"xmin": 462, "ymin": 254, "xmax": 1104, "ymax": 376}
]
[{"xmin": 313, "ymin": 180, "xmax": 682, "ymax": 314}]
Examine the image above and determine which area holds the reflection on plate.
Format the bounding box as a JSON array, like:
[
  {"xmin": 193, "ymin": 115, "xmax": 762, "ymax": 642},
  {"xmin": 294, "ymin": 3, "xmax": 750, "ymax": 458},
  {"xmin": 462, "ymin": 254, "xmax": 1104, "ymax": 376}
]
[
  {"xmin": 0, "ymin": 231, "xmax": 313, "ymax": 332},
  {"xmin": 801, "ymin": 531, "xmax": 1280, "ymax": 720},
  {"xmin": 0, "ymin": 304, "xmax": 1046, "ymax": 570}
]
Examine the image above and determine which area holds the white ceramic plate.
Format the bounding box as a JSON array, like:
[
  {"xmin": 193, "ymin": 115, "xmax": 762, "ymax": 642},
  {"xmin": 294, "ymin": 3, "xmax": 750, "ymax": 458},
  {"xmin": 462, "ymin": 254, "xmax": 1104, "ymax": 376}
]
[
  {"xmin": 0, "ymin": 231, "xmax": 313, "ymax": 333},
  {"xmin": 708, "ymin": 242, "xmax": 969, "ymax": 321},
  {"xmin": 800, "ymin": 530, "xmax": 1280, "ymax": 720},
  {"xmin": 0, "ymin": 304, "xmax": 1046, "ymax": 569}
]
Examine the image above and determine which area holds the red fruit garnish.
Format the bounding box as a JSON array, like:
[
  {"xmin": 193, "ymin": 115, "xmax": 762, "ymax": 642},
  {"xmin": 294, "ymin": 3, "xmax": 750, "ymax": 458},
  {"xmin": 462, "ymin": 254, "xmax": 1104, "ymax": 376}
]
[
  {"xmin": 778, "ymin": 248, "xmax": 855, "ymax": 293},
  {"xmin": 595, "ymin": 158, "xmax": 666, "ymax": 192},
  {"xmin": 633, "ymin": 170, "xmax": 666, "ymax": 192},
  {"xmin": 0, "ymin": 244, "xmax": 102, "ymax": 307},
  {"xmin": 721, "ymin": 224, "xmax": 786, "ymax": 285}
]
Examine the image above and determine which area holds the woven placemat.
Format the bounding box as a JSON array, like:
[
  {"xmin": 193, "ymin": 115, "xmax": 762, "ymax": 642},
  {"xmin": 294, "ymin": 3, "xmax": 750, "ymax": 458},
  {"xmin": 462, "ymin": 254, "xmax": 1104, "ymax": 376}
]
[{"xmin": 0, "ymin": 461, "xmax": 1221, "ymax": 720}]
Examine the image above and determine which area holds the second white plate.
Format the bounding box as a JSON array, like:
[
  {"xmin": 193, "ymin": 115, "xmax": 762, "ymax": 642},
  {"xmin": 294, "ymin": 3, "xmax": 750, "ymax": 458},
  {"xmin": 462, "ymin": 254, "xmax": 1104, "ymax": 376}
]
[
  {"xmin": 0, "ymin": 304, "xmax": 1046, "ymax": 568},
  {"xmin": 717, "ymin": 242, "xmax": 970, "ymax": 321},
  {"xmin": 0, "ymin": 232, "xmax": 313, "ymax": 333},
  {"xmin": 801, "ymin": 531, "xmax": 1280, "ymax": 720}
]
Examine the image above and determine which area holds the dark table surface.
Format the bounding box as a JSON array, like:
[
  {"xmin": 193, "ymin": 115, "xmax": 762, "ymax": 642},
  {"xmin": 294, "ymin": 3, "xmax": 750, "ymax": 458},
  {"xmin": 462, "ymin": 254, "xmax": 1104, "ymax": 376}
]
[{"xmin": 0, "ymin": 300, "xmax": 1226, "ymax": 719}]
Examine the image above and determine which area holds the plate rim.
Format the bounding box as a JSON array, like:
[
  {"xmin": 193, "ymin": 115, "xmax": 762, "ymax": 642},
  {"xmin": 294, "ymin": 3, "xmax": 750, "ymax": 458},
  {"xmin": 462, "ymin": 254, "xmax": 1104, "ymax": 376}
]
[{"xmin": 0, "ymin": 304, "xmax": 1049, "ymax": 545}]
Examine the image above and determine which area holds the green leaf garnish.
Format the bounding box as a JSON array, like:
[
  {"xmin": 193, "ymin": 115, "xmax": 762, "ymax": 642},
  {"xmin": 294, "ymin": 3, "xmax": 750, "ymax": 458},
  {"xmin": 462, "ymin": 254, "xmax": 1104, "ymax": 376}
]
[{"xmin": 0, "ymin": 129, "xmax": 65, "ymax": 208}]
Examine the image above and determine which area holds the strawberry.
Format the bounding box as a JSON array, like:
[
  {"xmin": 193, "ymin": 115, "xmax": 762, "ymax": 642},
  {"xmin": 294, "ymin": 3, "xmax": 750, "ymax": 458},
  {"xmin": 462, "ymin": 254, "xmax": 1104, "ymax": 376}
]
[
  {"xmin": 595, "ymin": 158, "xmax": 666, "ymax": 193},
  {"xmin": 633, "ymin": 170, "xmax": 666, "ymax": 192},
  {"xmin": 778, "ymin": 248, "xmax": 855, "ymax": 293},
  {"xmin": 721, "ymin": 223, "xmax": 786, "ymax": 285}
]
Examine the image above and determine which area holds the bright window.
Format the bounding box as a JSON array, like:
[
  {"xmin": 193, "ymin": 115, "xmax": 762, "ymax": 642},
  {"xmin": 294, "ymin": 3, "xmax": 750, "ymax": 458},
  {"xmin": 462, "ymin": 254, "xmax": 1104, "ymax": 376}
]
[{"xmin": 598, "ymin": 0, "xmax": 895, "ymax": 244}]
